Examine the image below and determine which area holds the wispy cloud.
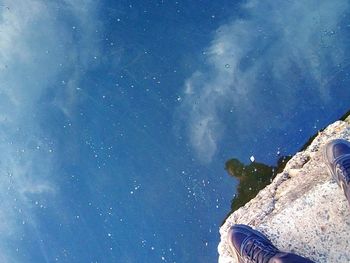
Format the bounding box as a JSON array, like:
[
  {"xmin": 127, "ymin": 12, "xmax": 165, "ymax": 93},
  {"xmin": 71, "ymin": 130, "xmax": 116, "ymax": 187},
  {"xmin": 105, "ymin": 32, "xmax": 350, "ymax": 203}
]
[
  {"xmin": 179, "ymin": 0, "xmax": 350, "ymax": 162},
  {"xmin": 0, "ymin": 0, "xmax": 101, "ymax": 261}
]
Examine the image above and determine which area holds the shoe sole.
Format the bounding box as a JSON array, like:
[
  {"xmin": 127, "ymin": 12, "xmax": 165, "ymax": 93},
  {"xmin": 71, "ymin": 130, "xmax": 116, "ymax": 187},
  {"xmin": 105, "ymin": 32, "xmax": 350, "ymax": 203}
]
[
  {"xmin": 322, "ymin": 143, "xmax": 348, "ymax": 196},
  {"xmin": 322, "ymin": 147, "xmax": 339, "ymax": 185}
]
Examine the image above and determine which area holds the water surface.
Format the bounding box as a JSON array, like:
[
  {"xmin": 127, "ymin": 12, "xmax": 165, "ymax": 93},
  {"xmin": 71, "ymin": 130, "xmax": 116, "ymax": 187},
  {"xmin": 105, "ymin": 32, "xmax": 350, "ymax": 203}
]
[{"xmin": 1, "ymin": 0, "xmax": 350, "ymax": 262}]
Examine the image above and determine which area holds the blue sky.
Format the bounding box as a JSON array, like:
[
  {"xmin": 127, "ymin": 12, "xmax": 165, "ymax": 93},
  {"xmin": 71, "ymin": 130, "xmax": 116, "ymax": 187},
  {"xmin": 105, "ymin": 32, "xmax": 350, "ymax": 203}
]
[{"xmin": 0, "ymin": 0, "xmax": 350, "ymax": 262}]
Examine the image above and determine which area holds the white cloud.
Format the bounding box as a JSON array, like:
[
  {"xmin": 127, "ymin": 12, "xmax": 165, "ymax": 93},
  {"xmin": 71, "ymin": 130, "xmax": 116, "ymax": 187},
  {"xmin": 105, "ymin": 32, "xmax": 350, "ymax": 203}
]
[
  {"xmin": 180, "ymin": 0, "xmax": 350, "ymax": 162},
  {"xmin": 0, "ymin": 0, "xmax": 101, "ymax": 261}
]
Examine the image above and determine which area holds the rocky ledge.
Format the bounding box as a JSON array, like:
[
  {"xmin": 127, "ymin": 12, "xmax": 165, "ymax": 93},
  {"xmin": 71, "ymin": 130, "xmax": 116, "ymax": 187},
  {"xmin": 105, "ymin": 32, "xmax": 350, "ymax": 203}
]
[{"xmin": 218, "ymin": 116, "xmax": 350, "ymax": 263}]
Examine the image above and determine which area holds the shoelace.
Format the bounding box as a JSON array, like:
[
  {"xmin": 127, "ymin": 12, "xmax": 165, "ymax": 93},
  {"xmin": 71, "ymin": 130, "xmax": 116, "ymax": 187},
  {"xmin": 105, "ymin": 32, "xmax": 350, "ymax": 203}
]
[
  {"xmin": 243, "ymin": 240, "xmax": 277, "ymax": 263},
  {"xmin": 337, "ymin": 156, "xmax": 350, "ymax": 183},
  {"xmin": 342, "ymin": 158, "xmax": 350, "ymax": 177}
]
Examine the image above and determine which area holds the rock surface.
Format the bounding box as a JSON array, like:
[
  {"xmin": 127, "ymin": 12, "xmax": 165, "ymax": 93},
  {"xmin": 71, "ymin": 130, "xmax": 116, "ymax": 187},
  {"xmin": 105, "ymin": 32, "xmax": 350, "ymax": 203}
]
[{"xmin": 218, "ymin": 116, "xmax": 350, "ymax": 263}]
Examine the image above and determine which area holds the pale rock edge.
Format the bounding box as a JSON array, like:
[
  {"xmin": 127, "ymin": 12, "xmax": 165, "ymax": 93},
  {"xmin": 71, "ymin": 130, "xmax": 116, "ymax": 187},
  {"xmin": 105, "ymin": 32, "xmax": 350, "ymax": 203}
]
[{"xmin": 218, "ymin": 115, "xmax": 350, "ymax": 263}]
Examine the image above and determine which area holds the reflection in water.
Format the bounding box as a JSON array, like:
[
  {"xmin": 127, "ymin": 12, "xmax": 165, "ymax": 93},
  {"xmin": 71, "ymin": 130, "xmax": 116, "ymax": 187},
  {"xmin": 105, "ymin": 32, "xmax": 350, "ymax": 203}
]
[
  {"xmin": 225, "ymin": 155, "xmax": 291, "ymax": 213},
  {"xmin": 1, "ymin": 0, "xmax": 350, "ymax": 262}
]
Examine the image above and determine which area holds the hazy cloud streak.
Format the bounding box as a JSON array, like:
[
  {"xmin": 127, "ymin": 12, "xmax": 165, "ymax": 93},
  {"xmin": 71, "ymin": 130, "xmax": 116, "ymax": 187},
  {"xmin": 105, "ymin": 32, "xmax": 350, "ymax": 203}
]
[
  {"xmin": 0, "ymin": 0, "xmax": 101, "ymax": 261},
  {"xmin": 180, "ymin": 0, "xmax": 350, "ymax": 162}
]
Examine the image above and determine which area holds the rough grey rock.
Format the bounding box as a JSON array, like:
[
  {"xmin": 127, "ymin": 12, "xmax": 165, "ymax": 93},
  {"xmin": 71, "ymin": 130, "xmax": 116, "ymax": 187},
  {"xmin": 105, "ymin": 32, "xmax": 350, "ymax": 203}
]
[{"xmin": 218, "ymin": 116, "xmax": 350, "ymax": 263}]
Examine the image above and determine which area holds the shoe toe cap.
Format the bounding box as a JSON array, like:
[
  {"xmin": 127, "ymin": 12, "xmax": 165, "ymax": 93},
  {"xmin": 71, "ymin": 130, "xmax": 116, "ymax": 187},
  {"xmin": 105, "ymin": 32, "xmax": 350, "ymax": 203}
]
[
  {"xmin": 325, "ymin": 139, "xmax": 350, "ymax": 162},
  {"xmin": 227, "ymin": 225, "xmax": 253, "ymax": 253}
]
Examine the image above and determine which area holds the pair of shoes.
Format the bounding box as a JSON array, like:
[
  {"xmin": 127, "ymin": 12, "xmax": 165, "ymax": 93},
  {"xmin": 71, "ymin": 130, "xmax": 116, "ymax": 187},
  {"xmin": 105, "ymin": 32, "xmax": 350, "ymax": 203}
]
[
  {"xmin": 227, "ymin": 139, "xmax": 350, "ymax": 263},
  {"xmin": 323, "ymin": 139, "xmax": 350, "ymax": 204}
]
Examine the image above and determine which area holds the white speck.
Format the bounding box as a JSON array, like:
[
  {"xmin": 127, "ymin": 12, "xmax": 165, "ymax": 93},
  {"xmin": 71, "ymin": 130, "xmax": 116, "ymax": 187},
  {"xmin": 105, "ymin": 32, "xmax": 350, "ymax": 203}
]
[
  {"xmin": 108, "ymin": 233, "xmax": 112, "ymax": 237},
  {"xmin": 250, "ymin": 156, "xmax": 255, "ymax": 162},
  {"xmin": 177, "ymin": 96, "xmax": 182, "ymax": 101}
]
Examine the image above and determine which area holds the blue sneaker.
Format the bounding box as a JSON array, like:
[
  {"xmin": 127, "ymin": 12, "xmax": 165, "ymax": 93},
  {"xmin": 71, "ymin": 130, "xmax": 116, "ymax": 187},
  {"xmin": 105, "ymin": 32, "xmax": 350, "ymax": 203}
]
[
  {"xmin": 227, "ymin": 224, "xmax": 278, "ymax": 263},
  {"xmin": 323, "ymin": 139, "xmax": 350, "ymax": 205}
]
